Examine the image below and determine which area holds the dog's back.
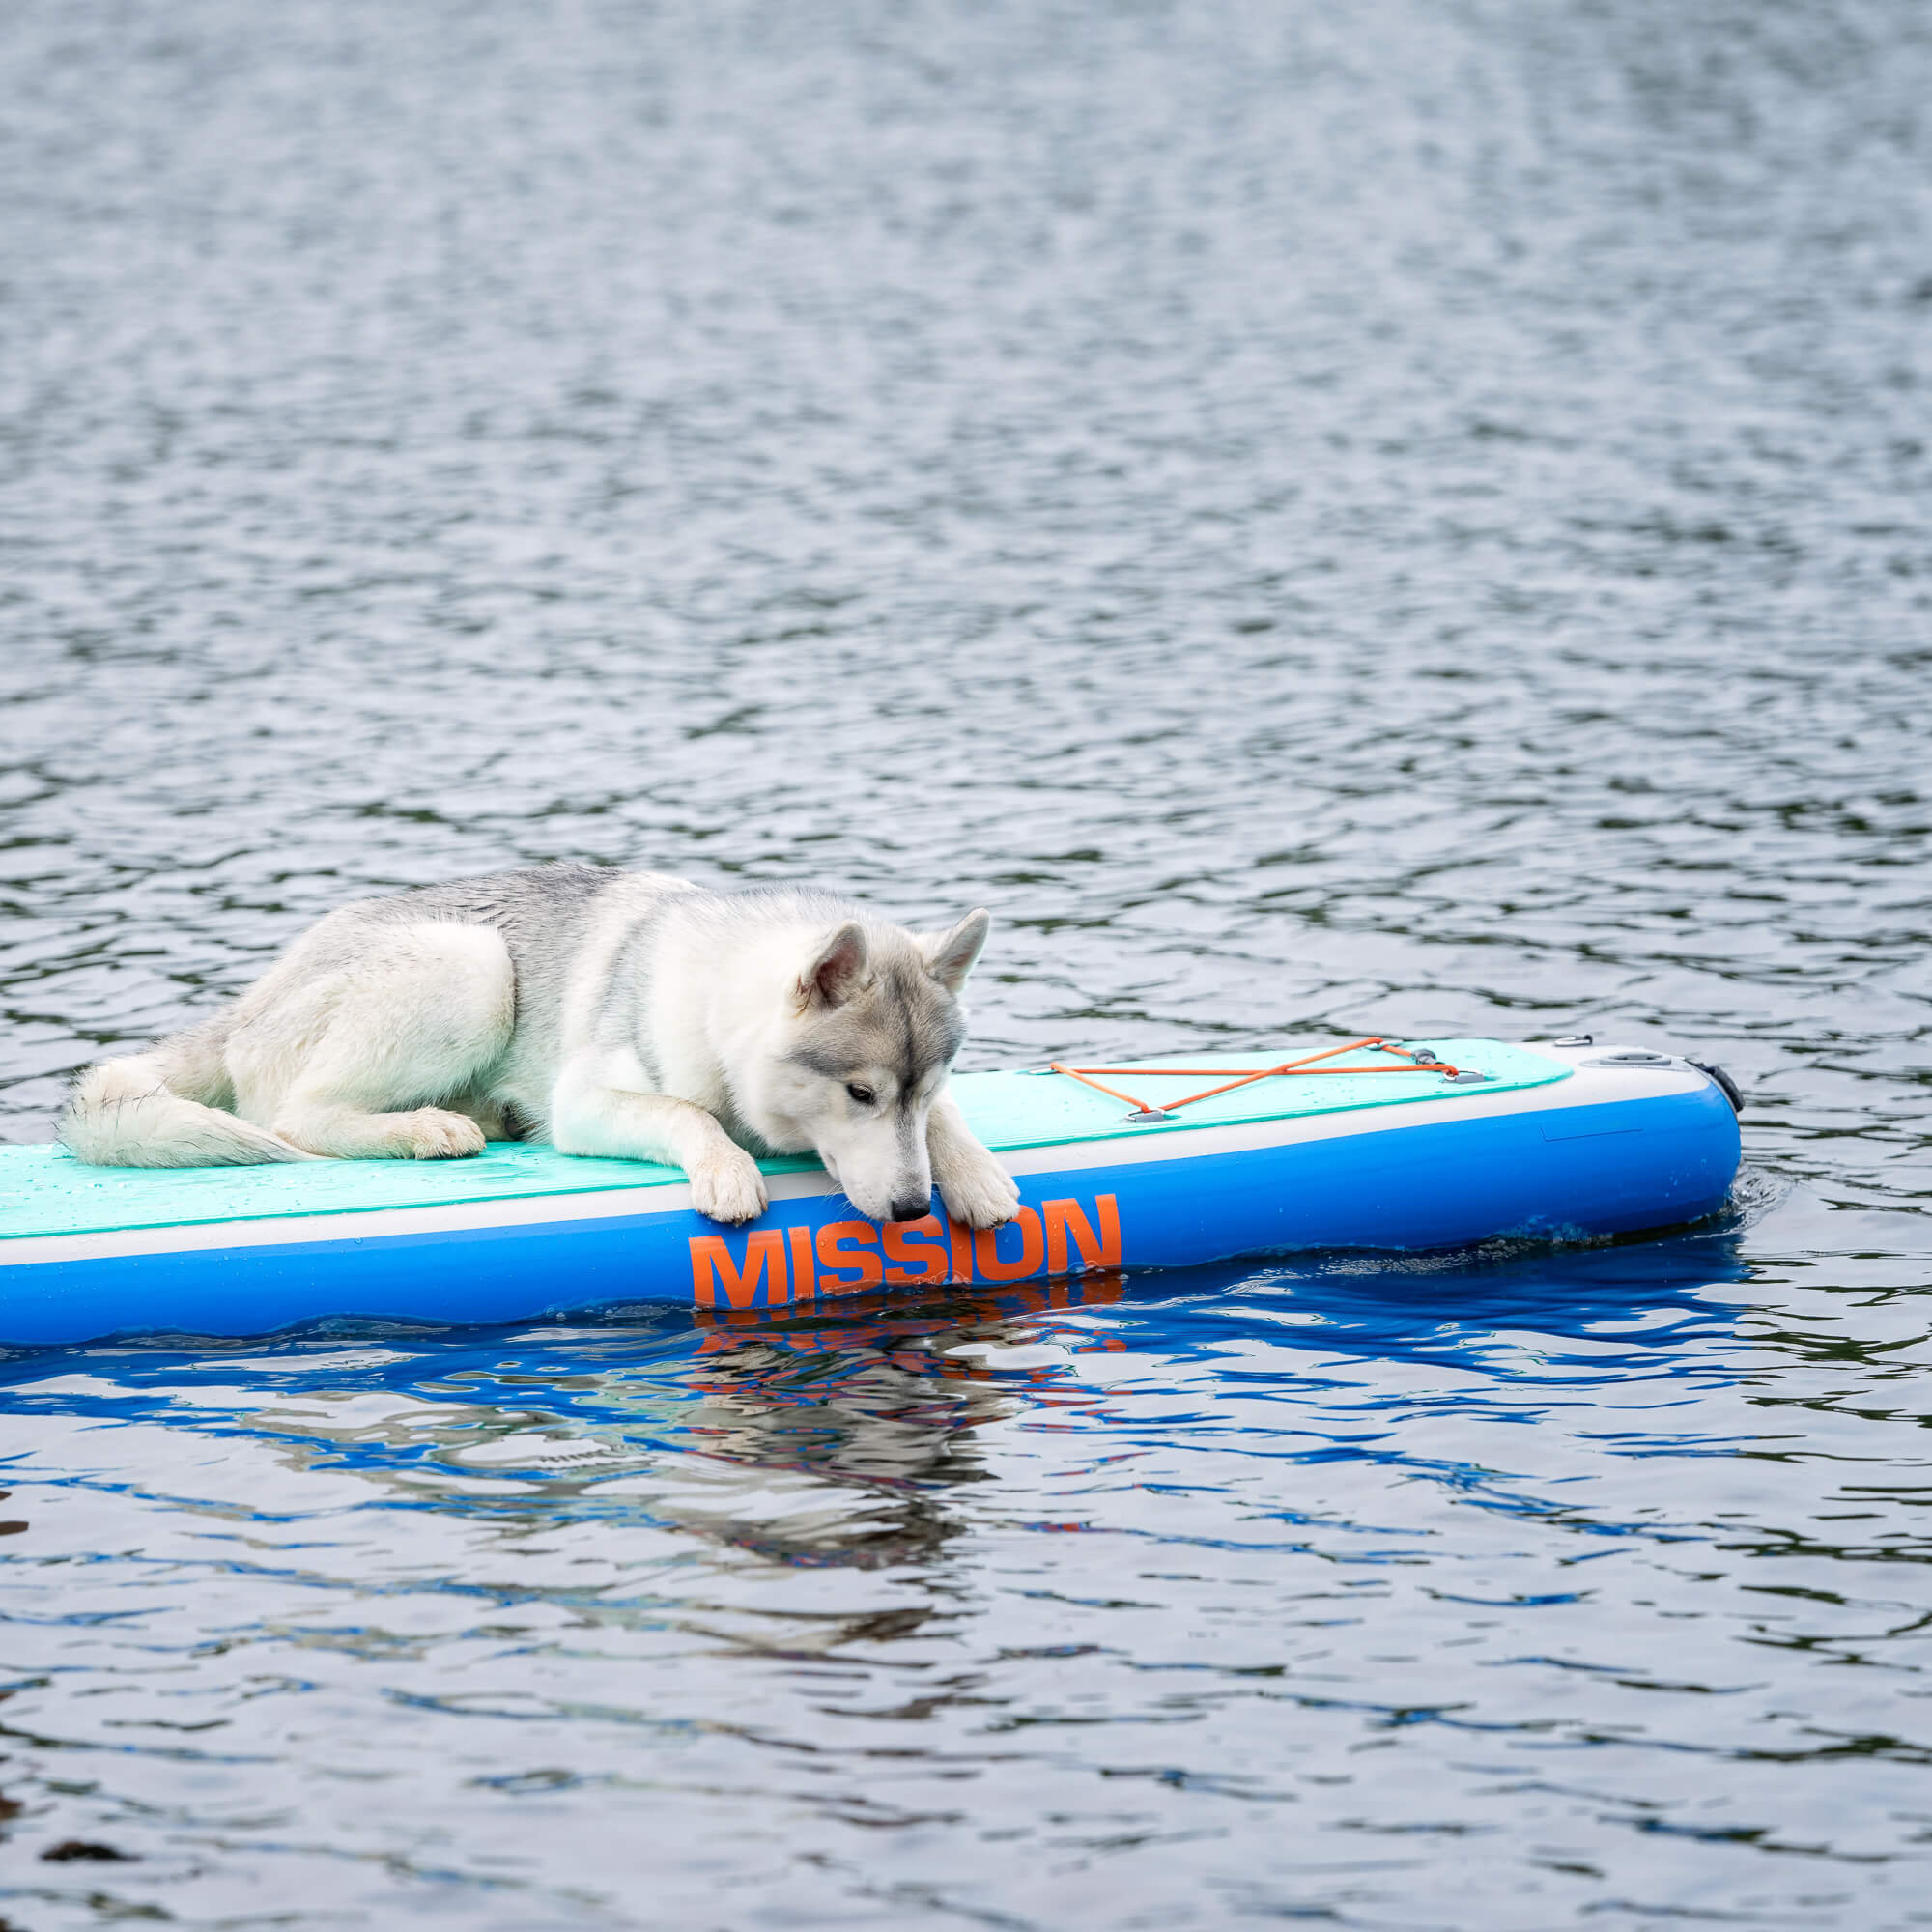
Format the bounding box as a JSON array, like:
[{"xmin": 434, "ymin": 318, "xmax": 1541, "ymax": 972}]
[{"xmin": 60, "ymin": 865, "xmax": 645, "ymax": 1166}]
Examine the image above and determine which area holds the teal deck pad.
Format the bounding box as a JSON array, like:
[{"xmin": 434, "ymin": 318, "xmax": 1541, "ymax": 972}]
[{"xmin": 0, "ymin": 1039, "xmax": 1570, "ymax": 1244}]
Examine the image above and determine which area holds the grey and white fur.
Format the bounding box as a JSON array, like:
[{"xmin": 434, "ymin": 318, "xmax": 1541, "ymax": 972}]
[{"xmin": 59, "ymin": 867, "xmax": 1023, "ymax": 1229}]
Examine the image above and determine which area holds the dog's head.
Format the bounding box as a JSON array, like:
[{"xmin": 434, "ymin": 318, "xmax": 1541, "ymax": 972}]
[{"xmin": 745, "ymin": 909, "xmax": 990, "ymax": 1223}]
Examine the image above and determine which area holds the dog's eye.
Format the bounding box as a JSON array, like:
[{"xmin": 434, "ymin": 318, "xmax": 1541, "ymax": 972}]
[{"xmin": 845, "ymin": 1082, "xmax": 876, "ymax": 1106}]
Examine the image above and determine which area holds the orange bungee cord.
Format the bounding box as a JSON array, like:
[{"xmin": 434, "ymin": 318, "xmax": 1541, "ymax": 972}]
[{"xmin": 1047, "ymin": 1037, "xmax": 1490, "ymax": 1122}]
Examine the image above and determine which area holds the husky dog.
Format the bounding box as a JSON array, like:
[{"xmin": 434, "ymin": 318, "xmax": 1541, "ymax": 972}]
[{"xmin": 59, "ymin": 867, "xmax": 1022, "ymax": 1229}]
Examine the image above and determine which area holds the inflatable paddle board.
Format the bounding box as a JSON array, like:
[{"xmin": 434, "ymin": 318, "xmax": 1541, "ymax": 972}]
[{"xmin": 0, "ymin": 1037, "xmax": 1741, "ymax": 1348}]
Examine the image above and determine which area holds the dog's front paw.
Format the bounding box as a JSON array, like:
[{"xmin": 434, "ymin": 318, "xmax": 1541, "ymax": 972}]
[
  {"xmin": 690, "ymin": 1149, "xmax": 770, "ymax": 1224},
  {"xmin": 405, "ymin": 1109, "xmax": 487, "ymax": 1159},
  {"xmin": 938, "ymin": 1151, "xmax": 1022, "ymax": 1230}
]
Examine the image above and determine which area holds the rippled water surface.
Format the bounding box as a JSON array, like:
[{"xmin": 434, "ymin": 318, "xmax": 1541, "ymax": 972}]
[{"xmin": 3, "ymin": 1, "xmax": 1930, "ymax": 1925}]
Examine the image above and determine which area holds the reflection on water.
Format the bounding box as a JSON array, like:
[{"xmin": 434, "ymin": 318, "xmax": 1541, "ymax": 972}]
[
  {"xmin": 19, "ymin": 1228, "xmax": 1917, "ymax": 1931},
  {"xmin": 3, "ymin": 0, "xmax": 1930, "ymax": 1923}
]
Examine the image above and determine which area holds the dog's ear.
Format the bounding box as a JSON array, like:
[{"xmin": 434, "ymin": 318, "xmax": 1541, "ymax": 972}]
[
  {"xmin": 799, "ymin": 923, "xmax": 869, "ymax": 1009},
  {"xmin": 921, "ymin": 908, "xmax": 990, "ymax": 998}
]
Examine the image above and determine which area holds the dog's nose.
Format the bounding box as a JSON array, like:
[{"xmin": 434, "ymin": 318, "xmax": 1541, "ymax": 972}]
[{"xmin": 888, "ymin": 1192, "xmax": 932, "ymax": 1224}]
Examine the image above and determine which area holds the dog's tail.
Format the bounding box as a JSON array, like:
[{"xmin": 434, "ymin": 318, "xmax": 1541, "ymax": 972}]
[{"xmin": 58, "ymin": 1020, "xmax": 319, "ymax": 1167}]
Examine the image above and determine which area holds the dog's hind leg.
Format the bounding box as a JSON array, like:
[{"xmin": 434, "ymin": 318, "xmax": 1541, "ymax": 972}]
[{"xmin": 228, "ymin": 923, "xmax": 515, "ymax": 1160}]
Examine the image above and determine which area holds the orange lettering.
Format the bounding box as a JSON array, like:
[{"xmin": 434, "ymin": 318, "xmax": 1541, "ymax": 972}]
[
  {"xmin": 948, "ymin": 1215, "xmax": 975, "ymax": 1282},
  {"xmin": 974, "ymin": 1206, "xmax": 1046, "ymax": 1283},
  {"xmin": 1043, "ymin": 1195, "xmax": 1122, "ymax": 1275},
  {"xmin": 815, "ymin": 1219, "xmax": 884, "ymax": 1290},
  {"xmin": 882, "ymin": 1214, "xmax": 949, "ymax": 1286},
  {"xmin": 788, "ymin": 1225, "xmax": 817, "ymax": 1302},
  {"xmin": 690, "ymin": 1228, "xmax": 786, "ymax": 1310}
]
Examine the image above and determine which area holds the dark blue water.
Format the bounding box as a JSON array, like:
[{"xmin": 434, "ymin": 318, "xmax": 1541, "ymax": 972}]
[{"xmin": 2, "ymin": 1, "xmax": 1929, "ymax": 1924}]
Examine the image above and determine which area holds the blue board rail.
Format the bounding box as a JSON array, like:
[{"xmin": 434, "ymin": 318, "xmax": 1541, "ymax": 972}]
[{"xmin": 0, "ymin": 1039, "xmax": 1741, "ymax": 1348}]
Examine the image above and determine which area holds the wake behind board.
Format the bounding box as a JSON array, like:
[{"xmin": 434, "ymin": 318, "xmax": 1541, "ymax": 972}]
[{"xmin": 0, "ymin": 1038, "xmax": 1741, "ymax": 1348}]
